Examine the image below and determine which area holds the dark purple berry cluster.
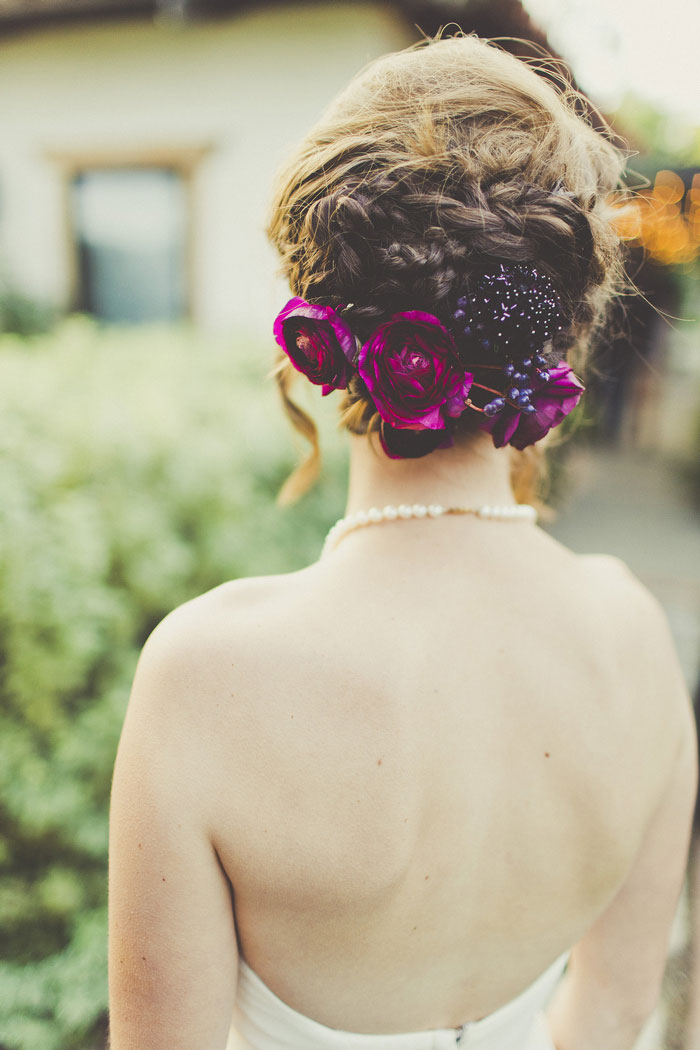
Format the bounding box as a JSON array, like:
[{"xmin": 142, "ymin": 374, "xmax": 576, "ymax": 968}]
[{"xmin": 483, "ymin": 354, "xmax": 551, "ymax": 417}]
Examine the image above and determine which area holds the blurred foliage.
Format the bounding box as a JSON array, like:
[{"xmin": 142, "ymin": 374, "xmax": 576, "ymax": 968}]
[
  {"xmin": 615, "ymin": 92, "xmax": 700, "ymax": 168},
  {"xmin": 0, "ymin": 278, "xmax": 58, "ymax": 338},
  {"xmin": 0, "ymin": 317, "xmax": 347, "ymax": 1050}
]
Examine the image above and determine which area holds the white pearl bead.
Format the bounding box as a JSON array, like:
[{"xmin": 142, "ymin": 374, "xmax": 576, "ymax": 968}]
[
  {"xmin": 412, "ymin": 504, "xmax": 428, "ymax": 518},
  {"xmin": 383, "ymin": 506, "xmax": 398, "ymax": 520},
  {"xmin": 368, "ymin": 507, "xmax": 383, "ymax": 523},
  {"xmin": 427, "ymin": 505, "xmax": 444, "ymax": 517},
  {"xmin": 355, "ymin": 511, "xmax": 368, "ymax": 526},
  {"xmin": 397, "ymin": 504, "xmax": 412, "ymax": 519}
]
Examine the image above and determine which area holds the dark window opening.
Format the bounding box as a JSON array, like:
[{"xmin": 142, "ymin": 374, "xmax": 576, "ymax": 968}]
[{"xmin": 71, "ymin": 167, "xmax": 187, "ymax": 324}]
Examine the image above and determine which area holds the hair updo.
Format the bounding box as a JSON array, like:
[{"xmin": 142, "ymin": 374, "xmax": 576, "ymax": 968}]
[{"xmin": 266, "ymin": 32, "xmax": 629, "ymax": 503}]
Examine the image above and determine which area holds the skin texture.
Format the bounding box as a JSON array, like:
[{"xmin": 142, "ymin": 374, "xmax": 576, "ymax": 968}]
[{"xmin": 108, "ymin": 431, "xmax": 697, "ymax": 1050}]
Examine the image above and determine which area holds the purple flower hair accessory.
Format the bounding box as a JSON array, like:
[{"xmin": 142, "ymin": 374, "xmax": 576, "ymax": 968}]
[
  {"xmin": 357, "ymin": 311, "xmax": 473, "ymax": 432},
  {"xmin": 479, "ymin": 360, "xmax": 584, "ymax": 449},
  {"xmin": 272, "ymin": 264, "xmax": 583, "ymax": 459},
  {"xmin": 273, "ymin": 297, "xmax": 356, "ymax": 395}
]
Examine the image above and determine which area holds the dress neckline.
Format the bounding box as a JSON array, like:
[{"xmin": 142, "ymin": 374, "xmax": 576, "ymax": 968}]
[{"xmin": 234, "ymin": 949, "xmax": 571, "ymax": 1048}]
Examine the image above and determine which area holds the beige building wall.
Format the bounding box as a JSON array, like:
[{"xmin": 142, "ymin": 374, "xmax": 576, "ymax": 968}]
[{"xmin": 0, "ymin": 4, "xmax": 411, "ymax": 334}]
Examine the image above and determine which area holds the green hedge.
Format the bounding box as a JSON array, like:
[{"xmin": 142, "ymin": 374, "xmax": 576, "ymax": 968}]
[{"xmin": 0, "ymin": 318, "xmax": 347, "ymax": 1050}]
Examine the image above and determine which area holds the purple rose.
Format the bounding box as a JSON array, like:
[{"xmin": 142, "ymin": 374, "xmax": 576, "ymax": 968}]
[
  {"xmin": 273, "ymin": 297, "xmax": 356, "ymax": 395},
  {"xmin": 358, "ymin": 312, "xmax": 473, "ymax": 431},
  {"xmin": 480, "ymin": 361, "xmax": 584, "ymax": 449}
]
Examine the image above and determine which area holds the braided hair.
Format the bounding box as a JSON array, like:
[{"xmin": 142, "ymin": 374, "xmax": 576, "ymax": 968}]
[{"xmin": 267, "ymin": 33, "xmax": 629, "ymax": 503}]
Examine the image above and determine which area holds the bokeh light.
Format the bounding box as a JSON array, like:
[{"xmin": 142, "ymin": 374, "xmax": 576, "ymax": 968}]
[{"xmin": 612, "ymin": 170, "xmax": 700, "ymax": 267}]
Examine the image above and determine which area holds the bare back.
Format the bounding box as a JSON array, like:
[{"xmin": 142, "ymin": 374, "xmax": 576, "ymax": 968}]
[{"xmin": 167, "ymin": 517, "xmax": 687, "ymax": 1034}]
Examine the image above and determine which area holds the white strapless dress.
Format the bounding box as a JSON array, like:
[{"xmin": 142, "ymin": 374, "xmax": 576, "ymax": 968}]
[{"xmin": 227, "ymin": 949, "xmax": 570, "ymax": 1050}]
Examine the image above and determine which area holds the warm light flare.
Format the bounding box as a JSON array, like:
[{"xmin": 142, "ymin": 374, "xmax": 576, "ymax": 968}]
[
  {"xmin": 610, "ymin": 169, "xmax": 700, "ymax": 267},
  {"xmin": 653, "ymin": 169, "xmax": 685, "ymax": 204}
]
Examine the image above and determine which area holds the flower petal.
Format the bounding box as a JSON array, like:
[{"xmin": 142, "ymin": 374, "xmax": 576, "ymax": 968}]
[
  {"xmin": 359, "ymin": 312, "xmax": 465, "ymax": 435},
  {"xmin": 273, "ymin": 297, "xmax": 355, "ymax": 392}
]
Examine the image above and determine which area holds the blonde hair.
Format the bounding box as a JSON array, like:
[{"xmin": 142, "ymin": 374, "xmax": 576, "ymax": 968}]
[{"xmin": 266, "ymin": 33, "xmax": 629, "ymax": 504}]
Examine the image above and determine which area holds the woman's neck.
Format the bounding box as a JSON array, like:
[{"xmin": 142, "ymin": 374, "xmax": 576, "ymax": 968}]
[{"xmin": 345, "ymin": 431, "xmax": 517, "ymax": 516}]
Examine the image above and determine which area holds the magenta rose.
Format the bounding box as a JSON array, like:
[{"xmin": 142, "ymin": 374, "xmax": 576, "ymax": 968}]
[
  {"xmin": 480, "ymin": 361, "xmax": 584, "ymax": 449},
  {"xmin": 273, "ymin": 297, "xmax": 356, "ymax": 395},
  {"xmin": 357, "ymin": 312, "xmax": 473, "ymax": 431}
]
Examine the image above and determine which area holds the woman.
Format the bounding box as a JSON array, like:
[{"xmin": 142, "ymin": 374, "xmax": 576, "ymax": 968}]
[{"xmin": 108, "ymin": 34, "xmax": 697, "ymax": 1050}]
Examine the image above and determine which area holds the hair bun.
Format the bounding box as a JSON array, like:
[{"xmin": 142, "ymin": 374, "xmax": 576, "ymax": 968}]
[{"xmin": 267, "ymin": 33, "xmax": 629, "ymax": 501}]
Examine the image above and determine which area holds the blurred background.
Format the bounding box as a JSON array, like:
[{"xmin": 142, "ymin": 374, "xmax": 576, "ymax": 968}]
[{"xmin": 0, "ymin": 1, "xmax": 698, "ymax": 1048}]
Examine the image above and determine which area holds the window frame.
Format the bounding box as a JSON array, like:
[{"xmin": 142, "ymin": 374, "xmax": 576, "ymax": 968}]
[{"xmin": 46, "ymin": 144, "xmax": 213, "ymax": 321}]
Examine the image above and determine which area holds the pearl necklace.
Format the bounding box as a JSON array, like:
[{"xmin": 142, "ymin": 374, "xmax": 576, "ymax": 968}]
[{"xmin": 322, "ymin": 501, "xmax": 537, "ymax": 557}]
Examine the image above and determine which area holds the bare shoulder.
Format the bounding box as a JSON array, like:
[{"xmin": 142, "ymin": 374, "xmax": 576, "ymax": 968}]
[
  {"xmin": 578, "ymin": 551, "xmax": 655, "ymax": 593},
  {"xmin": 145, "ymin": 573, "xmax": 293, "ymax": 644},
  {"xmin": 125, "ymin": 572, "xmax": 306, "ymax": 729},
  {"xmin": 115, "ymin": 572, "xmax": 312, "ymax": 826},
  {"xmin": 577, "ymin": 552, "xmax": 694, "ymax": 763},
  {"xmin": 578, "ymin": 552, "xmax": 678, "ymax": 651}
]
